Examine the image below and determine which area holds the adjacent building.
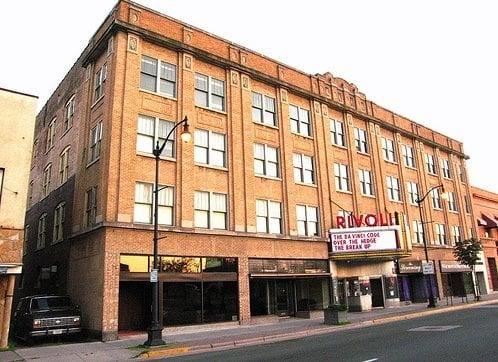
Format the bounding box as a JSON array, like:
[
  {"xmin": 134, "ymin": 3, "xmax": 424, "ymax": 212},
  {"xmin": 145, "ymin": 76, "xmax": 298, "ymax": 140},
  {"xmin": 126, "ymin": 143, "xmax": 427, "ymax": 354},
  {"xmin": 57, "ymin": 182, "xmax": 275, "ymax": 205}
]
[
  {"xmin": 0, "ymin": 87, "xmax": 37, "ymax": 348},
  {"xmin": 20, "ymin": 0, "xmax": 482, "ymax": 341},
  {"xmin": 471, "ymin": 186, "xmax": 498, "ymax": 293}
]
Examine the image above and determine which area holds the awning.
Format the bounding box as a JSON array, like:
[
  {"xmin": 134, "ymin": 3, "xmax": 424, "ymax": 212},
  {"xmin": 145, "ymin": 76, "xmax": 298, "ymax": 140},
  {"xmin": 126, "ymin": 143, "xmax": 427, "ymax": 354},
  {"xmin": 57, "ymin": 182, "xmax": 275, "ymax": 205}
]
[
  {"xmin": 481, "ymin": 214, "xmax": 498, "ymax": 228},
  {"xmin": 0, "ymin": 264, "xmax": 22, "ymax": 275},
  {"xmin": 477, "ymin": 218, "xmax": 487, "ymax": 226},
  {"xmin": 250, "ymin": 273, "xmax": 331, "ymax": 279}
]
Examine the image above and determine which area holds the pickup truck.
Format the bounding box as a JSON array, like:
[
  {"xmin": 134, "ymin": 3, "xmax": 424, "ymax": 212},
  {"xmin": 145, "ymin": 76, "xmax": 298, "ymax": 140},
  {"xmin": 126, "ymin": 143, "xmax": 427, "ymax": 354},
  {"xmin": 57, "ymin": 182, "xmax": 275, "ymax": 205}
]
[{"xmin": 12, "ymin": 295, "xmax": 82, "ymax": 342}]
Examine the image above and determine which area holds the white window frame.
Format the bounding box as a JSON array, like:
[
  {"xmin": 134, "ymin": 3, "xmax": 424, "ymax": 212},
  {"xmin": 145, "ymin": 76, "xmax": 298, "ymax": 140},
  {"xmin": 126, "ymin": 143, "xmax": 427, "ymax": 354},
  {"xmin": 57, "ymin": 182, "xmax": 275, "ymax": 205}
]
[
  {"xmin": 296, "ymin": 205, "xmax": 319, "ymax": 237},
  {"xmin": 194, "ymin": 191, "xmax": 227, "ymax": 230},
  {"xmin": 194, "ymin": 129, "xmax": 226, "ymax": 168},
  {"xmin": 88, "ymin": 121, "xmax": 103, "ymax": 164},
  {"xmin": 293, "ymin": 153, "xmax": 315, "ymax": 184},
  {"xmin": 252, "ymin": 92, "xmax": 277, "ymax": 126},
  {"xmin": 381, "ymin": 137, "xmax": 396, "ymax": 162},
  {"xmin": 37, "ymin": 213, "xmax": 47, "ymax": 250},
  {"xmin": 59, "ymin": 146, "xmax": 70, "ymax": 185},
  {"xmin": 94, "ymin": 63, "xmax": 107, "ymax": 101},
  {"xmin": 412, "ymin": 220, "xmax": 424, "ymax": 244},
  {"xmin": 46, "ymin": 118, "xmax": 56, "ymax": 152},
  {"xmin": 140, "ymin": 55, "xmax": 177, "ymax": 98},
  {"xmin": 387, "ymin": 176, "xmax": 401, "ymax": 202},
  {"xmin": 254, "ymin": 143, "xmax": 279, "ymax": 178},
  {"xmin": 330, "ymin": 119, "xmax": 346, "ymax": 147},
  {"xmin": 359, "ymin": 169, "xmax": 374, "ymax": 196},
  {"xmin": 53, "ymin": 202, "xmax": 65, "ymax": 243},
  {"xmin": 464, "ymin": 195, "xmax": 471, "ymax": 214},
  {"xmin": 354, "ymin": 127, "xmax": 368, "ymax": 154},
  {"xmin": 136, "ymin": 115, "xmax": 175, "ymax": 158},
  {"xmin": 334, "ymin": 163, "xmax": 350, "ymax": 192},
  {"xmin": 452, "ymin": 225, "xmax": 462, "ymax": 245},
  {"xmin": 448, "ymin": 192, "xmax": 458, "ymax": 212},
  {"xmin": 407, "ymin": 181, "xmax": 419, "ymax": 205},
  {"xmin": 42, "ymin": 164, "xmax": 52, "ymax": 198},
  {"xmin": 256, "ymin": 199, "xmax": 282, "ymax": 234},
  {"xmin": 441, "ymin": 159, "xmax": 451, "ymax": 179},
  {"xmin": 134, "ymin": 182, "xmax": 174, "ymax": 225},
  {"xmin": 435, "ymin": 223, "xmax": 447, "ymax": 245},
  {"xmin": 64, "ymin": 95, "xmax": 75, "ymax": 132},
  {"xmin": 425, "ymin": 154, "xmax": 437, "ymax": 175},
  {"xmin": 195, "ymin": 73, "xmax": 225, "ymax": 111},
  {"xmin": 431, "ymin": 188, "xmax": 443, "ymax": 210},
  {"xmin": 289, "ymin": 105, "xmax": 311, "ymax": 137},
  {"xmin": 402, "ymin": 144, "xmax": 416, "ymax": 168}
]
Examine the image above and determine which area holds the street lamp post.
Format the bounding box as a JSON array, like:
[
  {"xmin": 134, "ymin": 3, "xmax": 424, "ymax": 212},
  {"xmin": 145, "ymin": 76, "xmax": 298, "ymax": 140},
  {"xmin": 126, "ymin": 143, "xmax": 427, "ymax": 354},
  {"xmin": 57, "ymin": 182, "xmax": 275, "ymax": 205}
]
[
  {"xmin": 145, "ymin": 116, "xmax": 191, "ymax": 347},
  {"xmin": 416, "ymin": 184, "xmax": 449, "ymax": 308}
]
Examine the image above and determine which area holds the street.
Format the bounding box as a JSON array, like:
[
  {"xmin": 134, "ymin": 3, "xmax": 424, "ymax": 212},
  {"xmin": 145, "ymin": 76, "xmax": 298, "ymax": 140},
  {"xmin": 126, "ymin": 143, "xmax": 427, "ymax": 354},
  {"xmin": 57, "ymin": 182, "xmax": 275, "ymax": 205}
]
[{"xmin": 170, "ymin": 303, "xmax": 498, "ymax": 362}]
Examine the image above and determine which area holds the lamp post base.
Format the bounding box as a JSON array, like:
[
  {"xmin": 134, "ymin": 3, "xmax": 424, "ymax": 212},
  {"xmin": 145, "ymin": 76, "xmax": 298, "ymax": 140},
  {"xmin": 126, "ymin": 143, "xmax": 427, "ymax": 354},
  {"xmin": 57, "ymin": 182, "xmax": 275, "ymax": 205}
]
[
  {"xmin": 145, "ymin": 326, "xmax": 165, "ymax": 346},
  {"xmin": 427, "ymin": 297, "xmax": 437, "ymax": 308}
]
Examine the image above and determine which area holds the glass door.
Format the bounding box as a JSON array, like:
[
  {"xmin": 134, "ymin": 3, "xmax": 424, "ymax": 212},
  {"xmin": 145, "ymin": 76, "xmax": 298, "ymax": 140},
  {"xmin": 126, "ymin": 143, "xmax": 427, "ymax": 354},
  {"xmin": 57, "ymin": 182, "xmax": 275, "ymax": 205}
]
[{"xmin": 275, "ymin": 280, "xmax": 294, "ymax": 316}]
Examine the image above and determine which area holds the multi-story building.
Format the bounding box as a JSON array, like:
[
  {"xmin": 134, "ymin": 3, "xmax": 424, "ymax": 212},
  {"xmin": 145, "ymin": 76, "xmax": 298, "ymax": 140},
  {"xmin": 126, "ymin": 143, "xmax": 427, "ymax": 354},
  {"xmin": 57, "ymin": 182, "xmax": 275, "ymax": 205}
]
[
  {"xmin": 471, "ymin": 186, "xmax": 498, "ymax": 293},
  {"xmin": 21, "ymin": 1, "xmax": 481, "ymax": 341},
  {"xmin": 0, "ymin": 87, "xmax": 37, "ymax": 348}
]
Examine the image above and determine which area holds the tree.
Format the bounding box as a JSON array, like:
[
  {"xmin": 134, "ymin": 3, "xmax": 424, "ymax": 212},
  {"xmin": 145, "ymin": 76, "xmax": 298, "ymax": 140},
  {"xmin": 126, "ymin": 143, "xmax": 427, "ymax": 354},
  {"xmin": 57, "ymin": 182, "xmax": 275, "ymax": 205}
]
[{"xmin": 453, "ymin": 237, "xmax": 483, "ymax": 300}]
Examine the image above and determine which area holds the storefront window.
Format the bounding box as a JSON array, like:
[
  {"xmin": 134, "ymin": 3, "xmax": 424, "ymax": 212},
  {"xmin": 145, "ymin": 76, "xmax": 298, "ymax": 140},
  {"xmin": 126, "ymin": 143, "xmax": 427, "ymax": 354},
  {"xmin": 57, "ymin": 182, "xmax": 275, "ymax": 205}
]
[
  {"xmin": 202, "ymin": 257, "xmax": 237, "ymax": 272},
  {"xmin": 161, "ymin": 257, "xmax": 201, "ymax": 273},
  {"xmin": 203, "ymin": 281, "xmax": 238, "ymax": 323},
  {"xmin": 163, "ymin": 282, "xmax": 202, "ymax": 325},
  {"xmin": 120, "ymin": 255, "xmax": 150, "ymax": 272},
  {"xmin": 249, "ymin": 259, "xmax": 328, "ymax": 274}
]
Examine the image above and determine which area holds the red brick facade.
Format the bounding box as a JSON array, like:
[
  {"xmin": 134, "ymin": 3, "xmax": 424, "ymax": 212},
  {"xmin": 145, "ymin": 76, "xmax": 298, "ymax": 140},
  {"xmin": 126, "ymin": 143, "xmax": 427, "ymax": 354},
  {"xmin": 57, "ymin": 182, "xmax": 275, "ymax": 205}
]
[{"xmin": 23, "ymin": 1, "xmax": 481, "ymax": 341}]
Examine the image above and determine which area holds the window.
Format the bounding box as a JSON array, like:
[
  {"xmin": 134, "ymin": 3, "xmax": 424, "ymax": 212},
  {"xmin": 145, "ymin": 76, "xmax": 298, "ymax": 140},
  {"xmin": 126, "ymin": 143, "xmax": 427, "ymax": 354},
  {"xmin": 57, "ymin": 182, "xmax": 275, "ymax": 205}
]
[
  {"xmin": 289, "ymin": 105, "xmax": 311, "ymax": 137},
  {"xmin": 28, "ymin": 180, "xmax": 33, "ymax": 204},
  {"xmin": 137, "ymin": 115, "xmax": 175, "ymax": 158},
  {"xmin": 441, "ymin": 159, "xmax": 451, "ymax": 178},
  {"xmin": 53, "ymin": 202, "xmax": 65, "ymax": 243},
  {"xmin": 425, "ymin": 154, "xmax": 437, "ymax": 175},
  {"xmin": 458, "ymin": 164, "xmax": 467, "ymax": 183},
  {"xmin": 412, "ymin": 220, "xmax": 424, "ymax": 244},
  {"xmin": 134, "ymin": 182, "xmax": 174, "ymax": 225},
  {"xmin": 381, "ymin": 137, "xmax": 396, "ymax": 162},
  {"xmin": 0, "ymin": 168, "xmax": 3, "ymax": 204},
  {"xmin": 23, "ymin": 225, "xmax": 30, "ymax": 256},
  {"xmin": 64, "ymin": 96, "xmax": 75, "ymax": 132},
  {"xmin": 452, "ymin": 225, "xmax": 462, "ymax": 245},
  {"xmin": 407, "ymin": 181, "xmax": 419, "ymax": 205},
  {"xmin": 431, "ymin": 188, "xmax": 442, "ymax": 209},
  {"xmin": 359, "ymin": 169, "xmax": 374, "ymax": 196},
  {"xmin": 195, "ymin": 73, "xmax": 225, "ymax": 111},
  {"xmin": 32, "ymin": 139, "xmax": 38, "ymax": 167},
  {"xmin": 293, "ymin": 154, "xmax": 314, "ymax": 184},
  {"xmin": 254, "ymin": 143, "xmax": 279, "ymax": 178},
  {"xmin": 256, "ymin": 199, "xmax": 282, "ymax": 234},
  {"xmin": 252, "ymin": 92, "xmax": 276, "ymax": 126},
  {"xmin": 296, "ymin": 205, "xmax": 319, "ymax": 236},
  {"xmin": 37, "ymin": 213, "xmax": 47, "ymax": 250},
  {"xmin": 59, "ymin": 147, "xmax": 70, "ymax": 185},
  {"xmin": 94, "ymin": 64, "xmax": 107, "ymax": 101},
  {"xmin": 85, "ymin": 187, "xmax": 97, "ymax": 227},
  {"xmin": 386, "ymin": 176, "xmax": 401, "ymax": 201},
  {"xmin": 435, "ymin": 223, "xmax": 447, "ymax": 245},
  {"xmin": 402, "ymin": 145, "xmax": 416, "ymax": 168},
  {"xmin": 194, "ymin": 191, "xmax": 227, "ymax": 229},
  {"xmin": 354, "ymin": 127, "xmax": 368, "ymax": 154},
  {"xmin": 140, "ymin": 56, "xmax": 176, "ymax": 97},
  {"xmin": 194, "ymin": 129, "xmax": 226, "ymax": 167},
  {"xmin": 330, "ymin": 119, "xmax": 345, "ymax": 147},
  {"xmin": 464, "ymin": 195, "xmax": 471, "ymax": 214},
  {"xmin": 88, "ymin": 122, "xmax": 103, "ymax": 163},
  {"xmin": 42, "ymin": 164, "xmax": 51, "ymax": 198},
  {"xmin": 448, "ymin": 192, "xmax": 458, "ymax": 212},
  {"xmin": 46, "ymin": 118, "xmax": 56, "ymax": 152},
  {"xmin": 334, "ymin": 163, "xmax": 350, "ymax": 192}
]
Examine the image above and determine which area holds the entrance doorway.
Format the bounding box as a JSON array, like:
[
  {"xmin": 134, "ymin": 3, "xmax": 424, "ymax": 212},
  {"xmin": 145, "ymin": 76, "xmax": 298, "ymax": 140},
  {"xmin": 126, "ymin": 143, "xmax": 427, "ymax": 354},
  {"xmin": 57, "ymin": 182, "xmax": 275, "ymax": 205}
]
[
  {"xmin": 118, "ymin": 281, "xmax": 151, "ymax": 331},
  {"xmin": 370, "ymin": 278, "xmax": 384, "ymax": 307},
  {"xmin": 487, "ymin": 258, "xmax": 498, "ymax": 291},
  {"xmin": 275, "ymin": 280, "xmax": 293, "ymax": 316}
]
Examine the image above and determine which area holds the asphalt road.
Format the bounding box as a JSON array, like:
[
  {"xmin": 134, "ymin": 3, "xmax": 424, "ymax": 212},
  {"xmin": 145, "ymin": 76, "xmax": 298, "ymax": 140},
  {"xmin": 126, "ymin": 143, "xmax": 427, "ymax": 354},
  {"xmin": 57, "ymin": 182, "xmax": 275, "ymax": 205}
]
[{"xmin": 170, "ymin": 303, "xmax": 498, "ymax": 362}]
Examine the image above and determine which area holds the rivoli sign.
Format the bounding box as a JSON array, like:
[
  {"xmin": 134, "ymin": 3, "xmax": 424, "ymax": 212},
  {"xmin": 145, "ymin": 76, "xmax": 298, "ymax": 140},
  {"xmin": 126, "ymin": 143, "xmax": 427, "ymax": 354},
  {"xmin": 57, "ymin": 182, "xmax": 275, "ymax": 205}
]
[
  {"xmin": 336, "ymin": 212, "xmax": 395, "ymax": 229},
  {"xmin": 328, "ymin": 225, "xmax": 400, "ymax": 253}
]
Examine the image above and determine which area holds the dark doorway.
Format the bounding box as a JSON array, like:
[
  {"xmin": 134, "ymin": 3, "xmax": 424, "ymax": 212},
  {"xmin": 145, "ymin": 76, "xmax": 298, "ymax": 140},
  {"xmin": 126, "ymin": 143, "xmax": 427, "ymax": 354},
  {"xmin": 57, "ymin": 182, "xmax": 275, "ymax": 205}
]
[
  {"xmin": 275, "ymin": 280, "xmax": 293, "ymax": 316},
  {"xmin": 370, "ymin": 278, "xmax": 384, "ymax": 307},
  {"xmin": 118, "ymin": 281, "xmax": 151, "ymax": 331},
  {"xmin": 488, "ymin": 258, "xmax": 498, "ymax": 291}
]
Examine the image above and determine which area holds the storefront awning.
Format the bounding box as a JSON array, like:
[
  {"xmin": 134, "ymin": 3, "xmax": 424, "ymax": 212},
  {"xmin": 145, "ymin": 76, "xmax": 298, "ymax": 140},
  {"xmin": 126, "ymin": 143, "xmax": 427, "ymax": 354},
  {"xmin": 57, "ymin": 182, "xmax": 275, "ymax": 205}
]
[
  {"xmin": 477, "ymin": 218, "xmax": 487, "ymax": 226},
  {"xmin": 250, "ymin": 273, "xmax": 331, "ymax": 279},
  {"xmin": 481, "ymin": 214, "xmax": 498, "ymax": 228},
  {"xmin": 0, "ymin": 264, "xmax": 22, "ymax": 275}
]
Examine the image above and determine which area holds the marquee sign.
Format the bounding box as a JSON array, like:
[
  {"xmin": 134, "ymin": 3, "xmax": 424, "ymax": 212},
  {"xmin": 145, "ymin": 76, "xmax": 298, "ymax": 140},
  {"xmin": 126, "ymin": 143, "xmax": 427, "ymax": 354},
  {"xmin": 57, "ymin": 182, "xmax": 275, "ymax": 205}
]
[{"xmin": 328, "ymin": 226, "xmax": 400, "ymax": 253}]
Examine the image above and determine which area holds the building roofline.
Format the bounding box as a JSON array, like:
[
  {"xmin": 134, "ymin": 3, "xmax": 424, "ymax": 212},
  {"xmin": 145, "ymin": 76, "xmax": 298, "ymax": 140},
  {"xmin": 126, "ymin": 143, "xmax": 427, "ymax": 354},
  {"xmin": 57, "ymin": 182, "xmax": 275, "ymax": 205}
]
[{"xmin": 0, "ymin": 87, "xmax": 38, "ymax": 99}]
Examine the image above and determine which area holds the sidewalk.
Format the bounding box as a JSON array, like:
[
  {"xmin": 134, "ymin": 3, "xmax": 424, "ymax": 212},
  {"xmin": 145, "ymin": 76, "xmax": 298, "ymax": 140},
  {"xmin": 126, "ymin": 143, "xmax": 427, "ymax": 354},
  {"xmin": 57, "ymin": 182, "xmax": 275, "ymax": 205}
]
[{"xmin": 2, "ymin": 293, "xmax": 497, "ymax": 361}]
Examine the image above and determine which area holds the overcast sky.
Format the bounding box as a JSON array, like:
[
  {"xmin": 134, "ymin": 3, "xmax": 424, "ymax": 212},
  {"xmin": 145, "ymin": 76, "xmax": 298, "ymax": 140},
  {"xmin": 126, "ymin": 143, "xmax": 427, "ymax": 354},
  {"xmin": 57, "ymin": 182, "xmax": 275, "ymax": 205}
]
[{"xmin": 1, "ymin": 1, "xmax": 496, "ymax": 192}]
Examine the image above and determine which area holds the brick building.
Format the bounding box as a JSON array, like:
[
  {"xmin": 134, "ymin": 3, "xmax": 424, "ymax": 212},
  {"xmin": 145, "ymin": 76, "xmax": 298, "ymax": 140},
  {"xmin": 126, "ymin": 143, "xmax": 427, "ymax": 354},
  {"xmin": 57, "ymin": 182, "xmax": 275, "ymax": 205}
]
[
  {"xmin": 471, "ymin": 186, "xmax": 498, "ymax": 292},
  {"xmin": 21, "ymin": 1, "xmax": 483, "ymax": 341},
  {"xmin": 0, "ymin": 87, "xmax": 37, "ymax": 348}
]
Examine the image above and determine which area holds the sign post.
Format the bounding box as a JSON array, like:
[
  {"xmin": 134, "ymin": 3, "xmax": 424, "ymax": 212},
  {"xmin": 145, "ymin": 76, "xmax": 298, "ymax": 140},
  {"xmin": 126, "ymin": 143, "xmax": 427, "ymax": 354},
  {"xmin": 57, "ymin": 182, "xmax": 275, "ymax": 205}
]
[{"xmin": 150, "ymin": 269, "xmax": 158, "ymax": 283}]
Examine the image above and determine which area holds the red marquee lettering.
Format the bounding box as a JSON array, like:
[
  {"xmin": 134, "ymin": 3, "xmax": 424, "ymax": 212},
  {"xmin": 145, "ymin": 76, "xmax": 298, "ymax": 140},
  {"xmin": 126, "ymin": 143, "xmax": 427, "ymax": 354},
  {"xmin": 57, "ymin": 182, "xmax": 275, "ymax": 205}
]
[{"xmin": 365, "ymin": 214, "xmax": 377, "ymax": 226}]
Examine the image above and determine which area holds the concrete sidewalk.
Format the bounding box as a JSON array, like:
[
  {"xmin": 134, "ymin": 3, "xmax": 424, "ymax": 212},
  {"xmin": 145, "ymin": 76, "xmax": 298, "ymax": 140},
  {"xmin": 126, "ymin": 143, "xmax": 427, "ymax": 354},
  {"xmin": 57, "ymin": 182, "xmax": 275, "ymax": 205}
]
[{"xmin": 2, "ymin": 294, "xmax": 497, "ymax": 361}]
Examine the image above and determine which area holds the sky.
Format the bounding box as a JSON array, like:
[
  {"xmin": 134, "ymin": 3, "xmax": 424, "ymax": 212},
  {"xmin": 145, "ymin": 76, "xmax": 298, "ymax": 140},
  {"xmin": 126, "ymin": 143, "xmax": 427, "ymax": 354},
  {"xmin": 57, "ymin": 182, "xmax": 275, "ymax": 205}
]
[{"xmin": 1, "ymin": 1, "xmax": 496, "ymax": 192}]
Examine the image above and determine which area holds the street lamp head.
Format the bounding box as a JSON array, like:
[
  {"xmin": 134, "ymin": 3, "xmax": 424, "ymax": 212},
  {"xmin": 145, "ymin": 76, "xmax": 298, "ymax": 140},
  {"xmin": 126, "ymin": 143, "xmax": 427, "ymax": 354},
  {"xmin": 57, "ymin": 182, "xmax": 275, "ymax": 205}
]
[{"xmin": 180, "ymin": 117, "xmax": 191, "ymax": 143}]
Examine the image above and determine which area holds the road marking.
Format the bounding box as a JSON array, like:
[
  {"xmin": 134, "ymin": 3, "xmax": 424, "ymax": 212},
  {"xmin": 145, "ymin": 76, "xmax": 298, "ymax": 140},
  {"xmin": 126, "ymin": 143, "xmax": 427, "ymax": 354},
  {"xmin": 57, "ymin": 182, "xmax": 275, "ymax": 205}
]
[
  {"xmin": 362, "ymin": 359, "xmax": 379, "ymax": 362},
  {"xmin": 408, "ymin": 325, "xmax": 461, "ymax": 332}
]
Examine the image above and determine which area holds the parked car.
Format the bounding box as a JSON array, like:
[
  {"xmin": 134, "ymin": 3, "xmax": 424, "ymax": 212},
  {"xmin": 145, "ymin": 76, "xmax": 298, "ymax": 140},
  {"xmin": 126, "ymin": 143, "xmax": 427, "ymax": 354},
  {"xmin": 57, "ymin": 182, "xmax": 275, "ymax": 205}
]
[{"xmin": 12, "ymin": 295, "xmax": 82, "ymax": 342}]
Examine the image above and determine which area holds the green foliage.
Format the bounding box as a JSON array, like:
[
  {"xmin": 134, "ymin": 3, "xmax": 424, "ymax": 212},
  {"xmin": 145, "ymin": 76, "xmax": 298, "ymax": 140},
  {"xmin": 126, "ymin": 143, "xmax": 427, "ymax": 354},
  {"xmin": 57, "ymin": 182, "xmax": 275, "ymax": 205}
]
[
  {"xmin": 327, "ymin": 304, "xmax": 348, "ymax": 312},
  {"xmin": 454, "ymin": 237, "xmax": 482, "ymax": 267}
]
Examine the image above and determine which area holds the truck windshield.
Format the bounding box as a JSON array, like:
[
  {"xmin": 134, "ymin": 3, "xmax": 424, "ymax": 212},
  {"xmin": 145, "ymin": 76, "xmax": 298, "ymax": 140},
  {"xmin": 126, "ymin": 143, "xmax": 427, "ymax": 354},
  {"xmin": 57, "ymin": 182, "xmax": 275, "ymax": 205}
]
[{"xmin": 31, "ymin": 297, "xmax": 72, "ymax": 311}]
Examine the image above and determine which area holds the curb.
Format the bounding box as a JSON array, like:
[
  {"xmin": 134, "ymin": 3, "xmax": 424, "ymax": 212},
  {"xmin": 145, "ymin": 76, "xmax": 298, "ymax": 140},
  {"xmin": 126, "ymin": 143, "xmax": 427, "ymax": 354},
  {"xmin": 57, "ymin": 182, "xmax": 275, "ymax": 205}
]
[{"xmin": 138, "ymin": 298, "xmax": 497, "ymax": 359}]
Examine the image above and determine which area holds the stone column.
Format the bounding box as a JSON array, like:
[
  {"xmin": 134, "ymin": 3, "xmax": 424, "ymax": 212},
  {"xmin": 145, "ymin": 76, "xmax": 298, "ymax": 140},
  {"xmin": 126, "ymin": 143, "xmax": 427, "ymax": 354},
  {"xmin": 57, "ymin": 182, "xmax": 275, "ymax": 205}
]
[
  {"xmin": 238, "ymin": 257, "xmax": 251, "ymax": 325},
  {"xmin": 0, "ymin": 275, "xmax": 15, "ymax": 348}
]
